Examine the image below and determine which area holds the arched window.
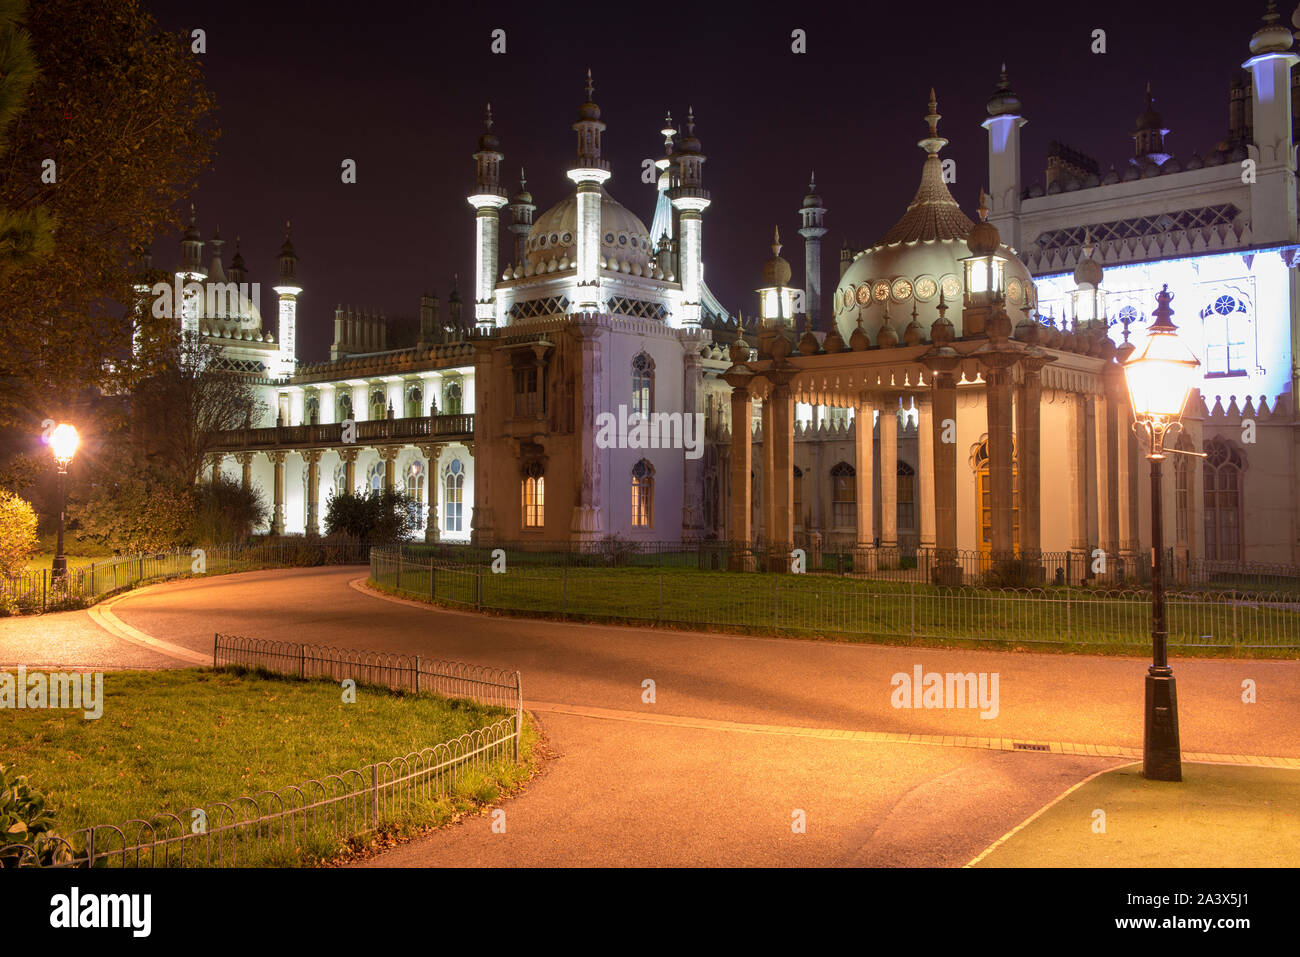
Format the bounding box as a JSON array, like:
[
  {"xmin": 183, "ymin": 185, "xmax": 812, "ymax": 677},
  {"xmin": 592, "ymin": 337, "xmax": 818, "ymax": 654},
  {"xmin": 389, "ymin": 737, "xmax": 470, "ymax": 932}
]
[
  {"xmin": 793, "ymin": 466, "xmax": 803, "ymax": 526},
  {"xmin": 338, "ymin": 392, "xmax": 353, "ymax": 422},
  {"xmin": 369, "ymin": 389, "xmax": 387, "ymax": 420},
  {"xmin": 367, "ymin": 461, "xmax": 384, "ymax": 494},
  {"xmin": 333, "ymin": 464, "xmax": 347, "ymax": 499},
  {"xmin": 632, "ymin": 352, "xmax": 654, "ymax": 416},
  {"xmin": 305, "ymin": 395, "xmax": 320, "ymax": 425},
  {"xmin": 405, "ymin": 459, "xmax": 425, "ymax": 528},
  {"xmin": 1203, "ymin": 437, "xmax": 1244, "ymax": 561},
  {"xmin": 406, "ymin": 384, "xmax": 423, "ymax": 419},
  {"xmin": 830, "ymin": 462, "xmax": 855, "ymax": 528},
  {"xmin": 443, "ymin": 380, "xmax": 462, "ymax": 415},
  {"xmin": 444, "ymin": 459, "xmax": 465, "ymax": 533},
  {"xmin": 897, "ymin": 461, "xmax": 916, "ymax": 532},
  {"xmin": 1200, "ymin": 293, "xmax": 1250, "ymax": 377},
  {"xmin": 632, "ymin": 459, "xmax": 654, "ymax": 527},
  {"xmin": 522, "ymin": 462, "xmax": 545, "ymax": 528}
]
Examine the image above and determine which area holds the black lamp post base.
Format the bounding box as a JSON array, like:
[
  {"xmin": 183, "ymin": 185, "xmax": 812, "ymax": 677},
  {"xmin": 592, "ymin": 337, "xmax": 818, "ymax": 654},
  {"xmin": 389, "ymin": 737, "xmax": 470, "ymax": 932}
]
[
  {"xmin": 51, "ymin": 555, "xmax": 67, "ymax": 580},
  {"xmin": 1143, "ymin": 672, "xmax": 1182, "ymax": 781}
]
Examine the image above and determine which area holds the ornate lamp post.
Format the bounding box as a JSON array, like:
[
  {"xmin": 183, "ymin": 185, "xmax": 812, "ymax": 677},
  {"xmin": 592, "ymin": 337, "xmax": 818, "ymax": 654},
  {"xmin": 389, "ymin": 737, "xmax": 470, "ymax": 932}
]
[
  {"xmin": 1122, "ymin": 285, "xmax": 1200, "ymax": 782},
  {"xmin": 48, "ymin": 423, "xmax": 80, "ymax": 581}
]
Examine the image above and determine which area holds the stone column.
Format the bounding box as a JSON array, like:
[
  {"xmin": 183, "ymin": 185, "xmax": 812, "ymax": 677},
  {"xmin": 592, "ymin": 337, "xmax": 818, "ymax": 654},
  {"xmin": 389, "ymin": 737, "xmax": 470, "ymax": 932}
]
[
  {"xmin": 304, "ymin": 450, "xmax": 322, "ymax": 536},
  {"xmin": 469, "ymin": 340, "xmax": 495, "ymax": 543},
  {"xmin": 1068, "ymin": 392, "xmax": 1089, "ymax": 555},
  {"xmin": 419, "ymin": 443, "xmax": 445, "ymax": 543},
  {"xmin": 269, "ymin": 451, "xmax": 286, "ymax": 535},
  {"xmin": 810, "ymin": 410, "xmax": 824, "ymax": 532},
  {"xmin": 982, "ymin": 357, "xmax": 1018, "ymax": 564},
  {"xmin": 915, "ymin": 394, "xmax": 936, "ymax": 551},
  {"xmin": 681, "ymin": 333, "xmax": 706, "ymax": 541},
  {"xmin": 339, "ymin": 447, "xmax": 359, "ymax": 496},
  {"xmin": 236, "ymin": 452, "xmax": 253, "ymax": 492},
  {"xmin": 724, "ymin": 376, "xmax": 754, "ymax": 570},
  {"xmin": 853, "ymin": 392, "xmax": 876, "ymax": 571},
  {"xmin": 768, "ymin": 373, "xmax": 795, "ymax": 567},
  {"xmin": 378, "ymin": 446, "xmax": 400, "ymax": 491},
  {"xmin": 1017, "ymin": 353, "xmax": 1052, "ymax": 576},
  {"xmin": 569, "ymin": 318, "xmax": 605, "ymax": 542},
  {"xmin": 1093, "ymin": 389, "xmax": 1119, "ymax": 565},
  {"xmin": 927, "ymin": 353, "xmax": 962, "ymax": 584},
  {"xmin": 207, "ymin": 454, "xmax": 222, "ymax": 484},
  {"xmin": 879, "ymin": 395, "xmax": 899, "ymax": 551}
]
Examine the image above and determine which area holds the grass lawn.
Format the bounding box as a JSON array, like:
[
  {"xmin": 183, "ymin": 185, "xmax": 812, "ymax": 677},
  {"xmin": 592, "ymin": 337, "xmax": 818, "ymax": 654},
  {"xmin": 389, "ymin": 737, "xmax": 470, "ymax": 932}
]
[
  {"xmin": 969, "ymin": 762, "xmax": 1300, "ymax": 867},
  {"xmin": 373, "ymin": 563, "xmax": 1300, "ymax": 658},
  {"xmin": 0, "ymin": 667, "xmax": 538, "ymax": 866}
]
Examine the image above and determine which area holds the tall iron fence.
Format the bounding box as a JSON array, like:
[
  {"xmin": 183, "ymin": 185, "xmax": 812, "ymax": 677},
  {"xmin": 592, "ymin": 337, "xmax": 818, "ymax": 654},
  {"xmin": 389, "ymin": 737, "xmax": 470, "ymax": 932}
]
[
  {"xmin": 372, "ymin": 546, "xmax": 1300, "ymax": 651},
  {"xmin": 398, "ymin": 539, "xmax": 1300, "ymax": 594},
  {"xmin": 0, "ymin": 637, "xmax": 523, "ymax": 868},
  {"xmin": 1, "ymin": 538, "xmax": 370, "ymax": 615}
]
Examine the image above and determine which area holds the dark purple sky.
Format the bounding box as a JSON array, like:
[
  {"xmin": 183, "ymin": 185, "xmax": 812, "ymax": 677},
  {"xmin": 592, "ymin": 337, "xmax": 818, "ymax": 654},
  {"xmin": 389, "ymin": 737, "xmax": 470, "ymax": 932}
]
[{"xmin": 147, "ymin": 0, "xmax": 1277, "ymax": 362}]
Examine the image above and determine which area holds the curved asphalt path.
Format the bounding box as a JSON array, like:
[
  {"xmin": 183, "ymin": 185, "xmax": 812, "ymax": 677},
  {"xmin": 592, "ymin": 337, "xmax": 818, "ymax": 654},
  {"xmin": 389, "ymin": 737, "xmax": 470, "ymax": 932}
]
[{"xmin": 3, "ymin": 565, "xmax": 1297, "ymax": 866}]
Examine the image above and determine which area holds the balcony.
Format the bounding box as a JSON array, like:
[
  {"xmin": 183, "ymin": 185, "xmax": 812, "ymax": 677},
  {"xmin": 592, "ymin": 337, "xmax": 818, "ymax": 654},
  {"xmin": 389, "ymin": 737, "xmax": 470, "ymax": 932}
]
[{"xmin": 209, "ymin": 414, "xmax": 475, "ymax": 452}]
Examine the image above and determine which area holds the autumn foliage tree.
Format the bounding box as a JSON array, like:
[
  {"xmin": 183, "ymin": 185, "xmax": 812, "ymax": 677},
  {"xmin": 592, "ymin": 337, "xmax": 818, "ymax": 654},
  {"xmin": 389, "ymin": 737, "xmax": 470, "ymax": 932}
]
[{"xmin": 0, "ymin": 0, "xmax": 218, "ymax": 429}]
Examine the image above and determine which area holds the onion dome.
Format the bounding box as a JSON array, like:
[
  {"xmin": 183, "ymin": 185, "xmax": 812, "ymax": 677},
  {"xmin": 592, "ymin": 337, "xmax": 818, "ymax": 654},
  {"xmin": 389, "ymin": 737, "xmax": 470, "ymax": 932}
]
[
  {"xmin": 1014, "ymin": 309, "xmax": 1041, "ymax": 345},
  {"xmin": 527, "ymin": 188, "xmax": 652, "ymax": 270},
  {"xmin": 1135, "ymin": 83, "xmax": 1164, "ymax": 134},
  {"xmin": 798, "ymin": 322, "xmax": 820, "ymax": 355},
  {"xmin": 676, "ymin": 106, "xmax": 702, "ymax": 154},
  {"xmin": 183, "ymin": 205, "xmax": 201, "ymax": 242},
  {"xmin": 879, "ymin": 91, "xmax": 974, "ymax": 245},
  {"xmin": 802, "ymin": 172, "xmax": 823, "ymax": 209},
  {"xmin": 929, "ymin": 293, "xmax": 955, "ymax": 345},
  {"xmin": 966, "ymin": 188, "xmax": 1001, "ymax": 256},
  {"xmin": 876, "ymin": 313, "xmax": 899, "ymax": 348},
  {"xmin": 1074, "ymin": 255, "xmax": 1103, "ymax": 288},
  {"xmin": 512, "ymin": 168, "xmax": 532, "ymax": 205},
  {"xmin": 762, "ymin": 226, "xmax": 792, "ymax": 286},
  {"xmin": 822, "ymin": 325, "xmax": 847, "ymax": 353},
  {"xmin": 985, "ymin": 64, "xmax": 1023, "ymax": 117},
  {"xmin": 987, "ymin": 302, "xmax": 1013, "ymax": 340},
  {"xmin": 903, "ymin": 304, "xmax": 924, "ymax": 345},
  {"xmin": 849, "ymin": 315, "xmax": 870, "ymax": 351},
  {"xmin": 278, "ymin": 221, "xmax": 297, "ymax": 261},
  {"xmin": 1250, "ymin": 1, "xmax": 1293, "ymax": 55},
  {"xmin": 229, "ymin": 236, "xmax": 247, "ymax": 275},
  {"xmin": 478, "ymin": 103, "xmax": 501, "ymax": 151}
]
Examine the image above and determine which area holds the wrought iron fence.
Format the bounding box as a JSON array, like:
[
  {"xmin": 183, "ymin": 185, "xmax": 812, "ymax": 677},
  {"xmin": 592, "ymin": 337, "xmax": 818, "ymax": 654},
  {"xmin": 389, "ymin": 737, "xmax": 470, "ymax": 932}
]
[
  {"xmin": 394, "ymin": 539, "xmax": 1300, "ymax": 593},
  {"xmin": 1, "ymin": 537, "xmax": 370, "ymax": 615},
  {"xmin": 0, "ymin": 637, "xmax": 523, "ymax": 868},
  {"xmin": 371, "ymin": 546, "xmax": 1300, "ymax": 651}
]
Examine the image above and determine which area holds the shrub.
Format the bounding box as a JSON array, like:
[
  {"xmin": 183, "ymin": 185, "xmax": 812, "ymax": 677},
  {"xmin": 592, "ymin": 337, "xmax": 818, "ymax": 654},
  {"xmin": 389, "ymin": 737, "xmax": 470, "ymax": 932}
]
[
  {"xmin": 0, "ymin": 764, "xmax": 72, "ymax": 867},
  {"xmin": 191, "ymin": 476, "xmax": 267, "ymax": 544},
  {"xmin": 323, "ymin": 489, "xmax": 418, "ymax": 545},
  {"xmin": 0, "ymin": 490, "xmax": 38, "ymax": 578}
]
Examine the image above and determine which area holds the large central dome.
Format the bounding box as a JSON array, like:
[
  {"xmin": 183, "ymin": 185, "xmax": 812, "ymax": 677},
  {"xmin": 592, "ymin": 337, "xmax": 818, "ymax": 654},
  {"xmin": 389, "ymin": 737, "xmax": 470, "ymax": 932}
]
[
  {"xmin": 832, "ymin": 92, "xmax": 1034, "ymax": 340},
  {"xmin": 525, "ymin": 188, "xmax": 653, "ymax": 272}
]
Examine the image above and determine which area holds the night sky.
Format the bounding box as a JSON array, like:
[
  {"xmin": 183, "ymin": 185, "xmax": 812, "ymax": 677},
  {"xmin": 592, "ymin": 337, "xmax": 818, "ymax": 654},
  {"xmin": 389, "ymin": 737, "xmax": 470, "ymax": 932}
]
[{"xmin": 147, "ymin": 0, "xmax": 1279, "ymax": 362}]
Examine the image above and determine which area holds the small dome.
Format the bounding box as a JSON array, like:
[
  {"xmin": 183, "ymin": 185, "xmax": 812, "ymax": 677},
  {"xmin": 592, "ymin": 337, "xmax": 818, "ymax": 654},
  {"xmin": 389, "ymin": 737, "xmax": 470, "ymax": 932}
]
[
  {"xmin": 1074, "ymin": 256, "xmax": 1103, "ymax": 287},
  {"xmin": 526, "ymin": 188, "xmax": 652, "ymax": 271},
  {"xmin": 1136, "ymin": 84, "xmax": 1164, "ymax": 132},
  {"xmin": 985, "ymin": 65, "xmax": 1023, "ymax": 117},
  {"xmin": 1250, "ymin": 2, "xmax": 1293, "ymax": 55},
  {"xmin": 762, "ymin": 226, "xmax": 792, "ymax": 286},
  {"xmin": 967, "ymin": 191, "xmax": 1000, "ymax": 256},
  {"xmin": 802, "ymin": 172, "xmax": 823, "ymax": 208}
]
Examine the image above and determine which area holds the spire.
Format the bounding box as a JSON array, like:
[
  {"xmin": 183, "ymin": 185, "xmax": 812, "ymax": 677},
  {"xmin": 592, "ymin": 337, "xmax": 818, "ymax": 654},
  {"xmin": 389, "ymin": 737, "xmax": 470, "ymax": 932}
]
[
  {"xmin": 572, "ymin": 70, "xmax": 607, "ymax": 169},
  {"xmin": 878, "ymin": 91, "xmax": 974, "ymax": 245}
]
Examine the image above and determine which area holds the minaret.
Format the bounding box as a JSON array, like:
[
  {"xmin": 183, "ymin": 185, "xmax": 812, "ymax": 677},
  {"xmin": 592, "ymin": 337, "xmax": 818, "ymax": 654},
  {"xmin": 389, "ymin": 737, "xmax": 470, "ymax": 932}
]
[
  {"xmin": 506, "ymin": 169, "xmax": 535, "ymax": 270},
  {"xmin": 797, "ymin": 172, "xmax": 828, "ymax": 329},
  {"xmin": 180, "ymin": 204, "xmax": 205, "ymax": 277},
  {"xmin": 468, "ymin": 104, "xmax": 508, "ymax": 332},
  {"xmin": 178, "ymin": 205, "xmax": 204, "ymax": 339},
  {"xmin": 228, "ymin": 236, "xmax": 247, "ymax": 285},
  {"xmin": 981, "ymin": 64, "xmax": 1026, "ymax": 252},
  {"xmin": 650, "ymin": 111, "xmax": 677, "ymax": 250},
  {"xmin": 567, "ymin": 71, "xmax": 611, "ymax": 314},
  {"xmin": 668, "ymin": 106, "xmax": 710, "ymax": 327},
  {"xmin": 1244, "ymin": 1, "xmax": 1298, "ymax": 242},
  {"xmin": 272, "ymin": 220, "xmax": 301, "ymax": 378},
  {"xmin": 1132, "ymin": 83, "xmax": 1172, "ymax": 166},
  {"xmin": 418, "ymin": 290, "xmax": 440, "ymax": 348},
  {"xmin": 449, "ymin": 274, "xmax": 463, "ymax": 332}
]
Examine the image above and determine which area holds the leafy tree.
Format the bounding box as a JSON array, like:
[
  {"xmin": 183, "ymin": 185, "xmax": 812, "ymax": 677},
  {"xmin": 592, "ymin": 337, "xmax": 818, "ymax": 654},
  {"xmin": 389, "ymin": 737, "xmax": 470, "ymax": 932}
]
[
  {"xmin": 324, "ymin": 489, "xmax": 418, "ymax": 545},
  {"xmin": 130, "ymin": 332, "xmax": 266, "ymax": 488},
  {"xmin": 70, "ymin": 465, "xmax": 194, "ymax": 553},
  {"xmin": 0, "ymin": 0, "xmax": 53, "ymax": 271},
  {"xmin": 0, "ymin": 488, "xmax": 36, "ymax": 576},
  {"xmin": 0, "ymin": 0, "xmax": 218, "ymax": 427}
]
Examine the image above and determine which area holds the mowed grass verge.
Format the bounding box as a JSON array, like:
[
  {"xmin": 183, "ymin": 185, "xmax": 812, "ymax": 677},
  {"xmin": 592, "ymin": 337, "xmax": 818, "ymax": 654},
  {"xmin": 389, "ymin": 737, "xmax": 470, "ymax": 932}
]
[
  {"xmin": 0, "ymin": 667, "xmax": 538, "ymax": 866},
  {"xmin": 372, "ymin": 563, "xmax": 1300, "ymax": 658},
  {"xmin": 969, "ymin": 762, "xmax": 1300, "ymax": 867}
]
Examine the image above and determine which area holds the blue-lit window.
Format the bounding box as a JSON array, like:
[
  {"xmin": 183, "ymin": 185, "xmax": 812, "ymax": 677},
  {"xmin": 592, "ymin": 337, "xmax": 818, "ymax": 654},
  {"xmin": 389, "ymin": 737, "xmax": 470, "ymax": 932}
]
[{"xmin": 1201, "ymin": 294, "xmax": 1249, "ymax": 377}]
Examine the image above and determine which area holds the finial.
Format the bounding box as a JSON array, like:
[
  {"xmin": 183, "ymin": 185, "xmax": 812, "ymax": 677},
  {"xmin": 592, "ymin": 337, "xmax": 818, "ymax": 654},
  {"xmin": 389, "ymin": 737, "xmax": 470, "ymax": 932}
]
[
  {"xmin": 809, "ymin": 170, "xmax": 816, "ymax": 190},
  {"xmin": 189, "ymin": 202, "xmax": 196, "ymax": 224},
  {"xmin": 927, "ymin": 88, "xmax": 939, "ymax": 136},
  {"xmin": 585, "ymin": 69, "xmax": 594, "ymax": 100},
  {"xmin": 686, "ymin": 106, "xmax": 696, "ymax": 135},
  {"xmin": 977, "ymin": 188, "xmax": 990, "ymax": 222},
  {"xmin": 771, "ymin": 225, "xmax": 782, "ymax": 255},
  {"xmin": 520, "ymin": 167, "xmax": 527, "ymax": 188},
  {"xmin": 284, "ymin": 219, "xmax": 292, "ymax": 236},
  {"xmin": 484, "ymin": 103, "xmax": 494, "ymax": 130},
  {"xmin": 937, "ymin": 288, "xmax": 948, "ymax": 319}
]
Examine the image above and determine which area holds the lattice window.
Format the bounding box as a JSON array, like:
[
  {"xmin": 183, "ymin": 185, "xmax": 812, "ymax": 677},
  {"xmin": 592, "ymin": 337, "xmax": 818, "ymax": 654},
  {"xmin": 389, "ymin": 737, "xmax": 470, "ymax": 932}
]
[
  {"xmin": 607, "ymin": 297, "xmax": 669, "ymax": 321},
  {"xmin": 1031, "ymin": 205, "xmax": 1240, "ymax": 252},
  {"xmin": 508, "ymin": 296, "xmax": 570, "ymax": 321}
]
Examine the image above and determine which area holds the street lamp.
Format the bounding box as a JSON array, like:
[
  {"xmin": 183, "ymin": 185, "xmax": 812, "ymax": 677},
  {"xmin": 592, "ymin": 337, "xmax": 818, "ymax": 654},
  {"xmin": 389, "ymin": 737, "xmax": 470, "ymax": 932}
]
[
  {"xmin": 1122, "ymin": 285, "xmax": 1200, "ymax": 782},
  {"xmin": 48, "ymin": 423, "xmax": 80, "ymax": 581}
]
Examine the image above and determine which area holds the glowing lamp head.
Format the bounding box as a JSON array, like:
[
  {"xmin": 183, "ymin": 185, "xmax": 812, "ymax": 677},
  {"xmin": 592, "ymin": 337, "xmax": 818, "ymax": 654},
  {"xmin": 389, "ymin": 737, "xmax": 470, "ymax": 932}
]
[
  {"xmin": 49, "ymin": 423, "xmax": 80, "ymax": 467},
  {"xmin": 1123, "ymin": 285, "xmax": 1200, "ymax": 421}
]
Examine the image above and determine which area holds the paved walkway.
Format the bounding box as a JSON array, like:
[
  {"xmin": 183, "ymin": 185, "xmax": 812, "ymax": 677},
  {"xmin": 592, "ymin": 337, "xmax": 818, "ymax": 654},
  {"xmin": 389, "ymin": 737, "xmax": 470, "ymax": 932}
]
[{"xmin": 2, "ymin": 566, "xmax": 1296, "ymax": 866}]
